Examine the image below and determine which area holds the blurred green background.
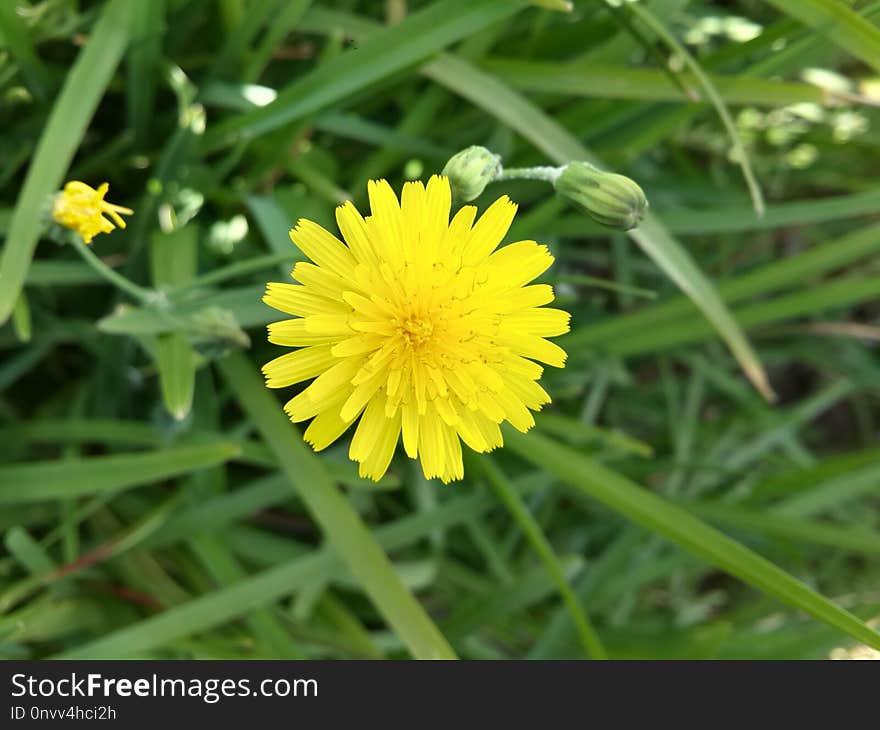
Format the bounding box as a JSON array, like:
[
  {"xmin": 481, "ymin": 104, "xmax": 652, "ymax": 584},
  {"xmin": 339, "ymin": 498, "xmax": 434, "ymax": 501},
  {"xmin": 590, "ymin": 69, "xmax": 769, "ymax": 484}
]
[{"xmin": 1, "ymin": 0, "xmax": 880, "ymax": 659}]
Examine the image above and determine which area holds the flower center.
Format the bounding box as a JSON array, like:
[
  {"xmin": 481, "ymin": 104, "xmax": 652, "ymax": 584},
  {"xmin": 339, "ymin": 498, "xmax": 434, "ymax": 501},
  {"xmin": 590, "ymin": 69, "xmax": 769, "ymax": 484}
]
[{"xmin": 399, "ymin": 314, "xmax": 436, "ymax": 348}]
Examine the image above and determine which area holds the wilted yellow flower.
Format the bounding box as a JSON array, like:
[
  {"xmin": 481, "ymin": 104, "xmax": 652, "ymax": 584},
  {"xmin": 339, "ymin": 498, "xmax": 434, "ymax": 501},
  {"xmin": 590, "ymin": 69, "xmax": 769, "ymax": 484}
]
[
  {"xmin": 263, "ymin": 175, "xmax": 569, "ymax": 483},
  {"xmin": 52, "ymin": 181, "xmax": 133, "ymax": 244}
]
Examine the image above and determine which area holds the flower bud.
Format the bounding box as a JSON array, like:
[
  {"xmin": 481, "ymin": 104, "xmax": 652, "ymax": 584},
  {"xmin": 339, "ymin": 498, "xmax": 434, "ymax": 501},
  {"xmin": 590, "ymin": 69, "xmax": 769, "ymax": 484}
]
[
  {"xmin": 442, "ymin": 146, "xmax": 502, "ymax": 202},
  {"xmin": 554, "ymin": 161, "xmax": 648, "ymax": 231}
]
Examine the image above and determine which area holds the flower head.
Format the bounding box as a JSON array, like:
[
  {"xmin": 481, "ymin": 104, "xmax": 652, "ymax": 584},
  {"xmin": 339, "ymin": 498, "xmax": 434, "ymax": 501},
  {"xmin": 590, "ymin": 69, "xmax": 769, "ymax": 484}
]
[
  {"xmin": 52, "ymin": 181, "xmax": 133, "ymax": 244},
  {"xmin": 263, "ymin": 175, "xmax": 569, "ymax": 483},
  {"xmin": 554, "ymin": 161, "xmax": 648, "ymax": 231},
  {"xmin": 442, "ymin": 145, "xmax": 502, "ymax": 202}
]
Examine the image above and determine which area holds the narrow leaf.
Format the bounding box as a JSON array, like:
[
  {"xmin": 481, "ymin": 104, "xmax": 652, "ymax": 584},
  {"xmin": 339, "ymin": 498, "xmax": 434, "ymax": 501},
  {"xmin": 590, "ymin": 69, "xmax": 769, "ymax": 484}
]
[{"xmin": 504, "ymin": 427, "xmax": 880, "ymax": 651}]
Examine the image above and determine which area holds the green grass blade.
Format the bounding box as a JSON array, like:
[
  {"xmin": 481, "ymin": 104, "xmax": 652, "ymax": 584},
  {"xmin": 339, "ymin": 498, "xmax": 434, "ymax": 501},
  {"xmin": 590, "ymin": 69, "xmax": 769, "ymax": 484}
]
[
  {"xmin": 56, "ymin": 490, "xmax": 488, "ymax": 658},
  {"xmin": 628, "ymin": 3, "xmax": 764, "ymax": 216},
  {"xmin": 201, "ymin": 0, "xmax": 526, "ymax": 152},
  {"xmin": 627, "ymin": 218, "xmax": 774, "ymax": 397},
  {"xmin": 567, "ymin": 223, "xmax": 880, "ymax": 351},
  {"xmin": 480, "ymin": 457, "xmax": 607, "ymax": 659},
  {"xmin": 685, "ymin": 502, "xmax": 880, "ymax": 556},
  {"xmin": 243, "ymin": 0, "xmax": 313, "ymax": 83},
  {"xmin": 763, "ymin": 0, "xmax": 880, "ymax": 74},
  {"xmin": 485, "ymin": 59, "xmax": 828, "ymax": 106},
  {"xmin": 155, "ymin": 333, "xmax": 196, "ymax": 421},
  {"xmin": 126, "ymin": 0, "xmax": 164, "ymax": 148},
  {"xmin": 504, "ymin": 427, "xmax": 880, "ymax": 651},
  {"xmin": 606, "ymin": 275, "xmax": 880, "ymax": 356},
  {"xmin": 0, "ymin": 0, "xmax": 133, "ymax": 324},
  {"xmin": 189, "ymin": 534, "xmax": 305, "ymax": 659},
  {"xmin": 0, "ymin": 1, "xmax": 51, "ymax": 102},
  {"xmin": 26, "ymin": 261, "xmax": 102, "ymax": 286},
  {"xmin": 12, "ymin": 291, "xmax": 32, "ymax": 343},
  {"xmin": 151, "ymin": 225, "xmax": 199, "ymax": 420},
  {"xmin": 217, "ymin": 351, "xmax": 456, "ymax": 660},
  {"xmin": 0, "ymin": 444, "xmax": 240, "ymax": 504},
  {"xmin": 627, "ymin": 191, "xmax": 880, "ymax": 235}
]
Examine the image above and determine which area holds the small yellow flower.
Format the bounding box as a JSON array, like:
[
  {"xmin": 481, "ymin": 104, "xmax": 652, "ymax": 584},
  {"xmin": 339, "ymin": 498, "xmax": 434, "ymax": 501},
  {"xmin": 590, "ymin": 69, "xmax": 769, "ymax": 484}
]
[
  {"xmin": 52, "ymin": 181, "xmax": 133, "ymax": 244},
  {"xmin": 263, "ymin": 175, "xmax": 569, "ymax": 483}
]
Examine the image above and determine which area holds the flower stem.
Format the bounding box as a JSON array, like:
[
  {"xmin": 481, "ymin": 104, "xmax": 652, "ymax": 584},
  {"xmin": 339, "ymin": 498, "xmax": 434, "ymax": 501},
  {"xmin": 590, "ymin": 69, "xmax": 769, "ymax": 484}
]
[
  {"xmin": 497, "ymin": 165, "xmax": 564, "ymax": 184},
  {"xmin": 70, "ymin": 237, "xmax": 155, "ymax": 305}
]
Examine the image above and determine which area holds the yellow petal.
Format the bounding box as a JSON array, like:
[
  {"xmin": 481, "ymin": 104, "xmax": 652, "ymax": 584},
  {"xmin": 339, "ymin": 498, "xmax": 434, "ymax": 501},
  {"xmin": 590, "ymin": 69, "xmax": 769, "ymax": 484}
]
[
  {"xmin": 268, "ymin": 318, "xmax": 338, "ymax": 346},
  {"xmin": 292, "ymin": 262, "xmax": 352, "ymax": 299},
  {"xmin": 443, "ymin": 204, "xmax": 477, "ymax": 258},
  {"xmin": 306, "ymin": 358, "xmax": 361, "ymax": 402},
  {"xmin": 289, "ymin": 219, "xmax": 357, "ymax": 278},
  {"xmin": 401, "ymin": 401, "xmax": 420, "ymax": 458},
  {"xmin": 417, "ymin": 407, "xmax": 446, "ymax": 480},
  {"xmin": 503, "ymin": 307, "xmax": 571, "ymax": 337},
  {"xmin": 263, "ymin": 283, "xmax": 347, "ymax": 317},
  {"xmin": 304, "ymin": 313, "xmax": 353, "ymax": 336},
  {"xmin": 439, "ymin": 425, "xmax": 464, "ymax": 483},
  {"xmin": 304, "ymin": 408, "xmax": 356, "ymax": 451},
  {"xmin": 336, "ymin": 201, "xmax": 376, "ymax": 264},
  {"xmin": 461, "ymin": 195, "xmax": 517, "ymax": 265},
  {"xmin": 349, "ymin": 397, "xmax": 388, "ymax": 462},
  {"xmin": 494, "ymin": 387, "xmax": 535, "ymax": 433},
  {"xmin": 367, "ymin": 179, "xmax": 404, "ymax": 266},
  {"xmin": 261, "ymin": 345, "xmax": 336, "ymax": 388},
  {"xmin": 358, "ymin": 407, "xmax": 401, "ymax": 481},
  {"xmin": 486, "ymin": 241, "xmax": 554, "ymax": 289},
  {"xmin": 505, "ymin": 374, "xmax": 551, "ymax": 410},
  {"xmin": 495, "ymin": 284, "xmax": 555, "ymax": 312},
  {"xmin": 340, "ymin": 373, "xmax": 385, "ymax": 422},
  {"xmin": 496, "ymin": 332, "xmax": 568, "ymax": 368},
  {"xmin": 285, "ymin": 387, "xmax": 345, "ymax": 423}
]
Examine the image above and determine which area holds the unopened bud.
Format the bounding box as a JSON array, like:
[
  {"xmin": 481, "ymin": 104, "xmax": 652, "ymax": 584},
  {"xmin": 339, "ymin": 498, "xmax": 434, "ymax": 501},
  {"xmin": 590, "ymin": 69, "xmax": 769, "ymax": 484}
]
[
  {"xmin": 442, "ymin": 146, "xmax": 502, "ymax": 202},
  {"xmin": 554, "ymin": 161, "xmax": 648, "ymax": 231}
]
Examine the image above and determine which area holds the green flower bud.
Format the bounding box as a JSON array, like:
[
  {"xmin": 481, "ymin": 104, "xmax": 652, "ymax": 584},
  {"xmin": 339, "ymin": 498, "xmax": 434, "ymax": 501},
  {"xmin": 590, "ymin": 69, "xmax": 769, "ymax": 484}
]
[
  {"xmin": 554, "ymin": 161, "xmax": 648, "ymax": 231},
  {"xmin": 442, "ymin": 146, "xmax": 502, "ymax": 202}
]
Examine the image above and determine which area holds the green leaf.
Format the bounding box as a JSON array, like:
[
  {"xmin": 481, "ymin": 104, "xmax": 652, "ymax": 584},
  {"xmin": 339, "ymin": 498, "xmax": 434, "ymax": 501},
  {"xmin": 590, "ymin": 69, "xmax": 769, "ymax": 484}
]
[
  {"xmin": 151, "ymin": 225, "xmax": 199, "ymax": 420},
  {"xmin": 0, "ymin": 0, "xmax": 133, "ymax": 324},
  {"xmin": 200, "ymin": 0, "xmax": 526, "ymax": 152},
  {"xmin": 484, "ymin": 58, "xmax": 829, "ymax": 106},
  {"xmin": 567, "ymin": 223, "xmax": 880, "ymax": 351},
  {"xmin": 684, "ymin": 501, "xmax": 880, "ymax": 556},
  {"xmin": 602, "ymin": 275, "xmax": 880, "ymax": 357},
  {"xmin": 150, "ymin": 225, "xmax": 198, "ymax": 287},
  {"xmin": 56, "ymin": 489, "xmax": 490, "ymax": 658},
  {"xmin": 504, "ymin": 427, "xmax": 880, "ymax": 651},
  {"xmin": 26, "ymin": 260, "xmax": 102, "ymax": 286},
  {"xmin": 627, "ymin": 217, "xmax": 773, "ymax": 398},
  {"xmin": 527, "ymin": 0, "xmax": 572, "ymax": 11},
  {"xmin": 11, "ymin": 291, "xmax": 32, "ymax": 343},
  {"xmin": 480, "ymin": 457, "xmax": 607, "ymax": 659},
  {"xmin": 97, "ymin": 286, "xmax": 269, "ymax": 336},
  {"xmin": 155, "ymin": 332, "xmax": 196, "ymax": 421},
  {"xmin": 762, "ymin": 0, "xmax": 880, "ymax": 74},
  {"xmin": 0, "ymin": 1, "xmax": 51, "ymax": 102},
  {"xmin": 126, "ymin": 0, "xmax": 165, "ymax": 148},
  {"xmin": 0, "ymin": 444, "xmax": 240, "ymax": 504}
]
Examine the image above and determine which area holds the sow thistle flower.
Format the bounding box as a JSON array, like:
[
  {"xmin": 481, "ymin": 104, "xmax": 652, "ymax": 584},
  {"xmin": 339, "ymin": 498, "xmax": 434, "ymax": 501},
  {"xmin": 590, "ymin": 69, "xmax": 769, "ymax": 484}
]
[
  {"xmin": 52, "ymin": 181, "xmax": 133, "ymax": 244},
  {"xmin": 262, "ymin": 175, "xmax": 569, "ymax": 483}
]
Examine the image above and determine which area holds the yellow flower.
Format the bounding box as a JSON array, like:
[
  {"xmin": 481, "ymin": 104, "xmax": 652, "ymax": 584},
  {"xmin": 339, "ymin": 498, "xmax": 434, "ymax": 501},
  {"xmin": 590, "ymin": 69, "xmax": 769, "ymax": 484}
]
[
  {"xmin": 262, "ymin": 175, "xmax": 569, "ymax": 483},
  {"xmin": 52, "ymin": 181, "xmax": 133, "ymax": 244}
]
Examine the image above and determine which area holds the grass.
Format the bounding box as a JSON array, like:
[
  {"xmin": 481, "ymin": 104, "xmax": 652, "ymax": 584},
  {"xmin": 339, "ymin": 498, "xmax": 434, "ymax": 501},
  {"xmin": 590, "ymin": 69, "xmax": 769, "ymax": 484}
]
[{"xmin": 1, "ymin": 0, "xmax": 879, "ymax": 660}]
